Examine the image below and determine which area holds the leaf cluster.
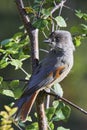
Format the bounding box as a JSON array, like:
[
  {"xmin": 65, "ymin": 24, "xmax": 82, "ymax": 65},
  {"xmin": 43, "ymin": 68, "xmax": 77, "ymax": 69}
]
[
  {"xmin": 0, "ymin": 105, "xmax": 17, "ymax": 130},
  {"xmin": 0, "ymin": 31, "xmax": 30, "ymax": 70}
]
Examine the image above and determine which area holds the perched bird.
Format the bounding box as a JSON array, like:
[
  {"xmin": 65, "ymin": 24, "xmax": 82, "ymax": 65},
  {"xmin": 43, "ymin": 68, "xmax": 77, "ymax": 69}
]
[{"xmin": 14, "ymin": 30, "xmax": 75, "ymax": 121}]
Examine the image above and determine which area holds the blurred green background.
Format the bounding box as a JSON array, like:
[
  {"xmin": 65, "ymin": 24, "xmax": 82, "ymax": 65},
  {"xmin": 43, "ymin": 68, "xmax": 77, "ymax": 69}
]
[{"xmin": 0, "ymin": 0, "xmax": 87, "ymax": 130}]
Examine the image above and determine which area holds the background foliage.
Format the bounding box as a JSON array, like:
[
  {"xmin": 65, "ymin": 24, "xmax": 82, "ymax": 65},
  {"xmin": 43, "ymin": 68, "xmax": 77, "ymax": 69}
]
[{"xmin": 0, "ymin": 0, "xmax": 87, "ymax": 130}]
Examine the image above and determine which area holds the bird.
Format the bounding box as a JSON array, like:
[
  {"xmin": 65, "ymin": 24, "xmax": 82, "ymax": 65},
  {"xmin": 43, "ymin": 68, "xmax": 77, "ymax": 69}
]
[{"xmin": 13, "ymin": 30, "xmax": 75, "ymax": 121}]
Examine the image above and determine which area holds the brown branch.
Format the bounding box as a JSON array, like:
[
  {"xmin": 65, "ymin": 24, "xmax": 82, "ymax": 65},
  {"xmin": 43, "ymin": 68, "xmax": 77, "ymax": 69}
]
[
  {"xmin": 46, "ymin": 92, "xmax": 87, "ymax": 115},
  {"xmin": 36, "ymin": 91, "xmax": 48, "ymax": 130},
  {"xmin": 15, "ymin": 0, "xmax": 39, "ymax": 72},
  {"xmin": 15, "ymin": 0, "xmax": 47, "ymax": 129}
]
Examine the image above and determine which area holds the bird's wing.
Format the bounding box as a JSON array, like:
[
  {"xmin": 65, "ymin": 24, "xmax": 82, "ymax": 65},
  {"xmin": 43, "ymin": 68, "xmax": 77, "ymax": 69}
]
[{"xmin": 21, "ymin": 53, "xmax": 66, "ymax": 97}]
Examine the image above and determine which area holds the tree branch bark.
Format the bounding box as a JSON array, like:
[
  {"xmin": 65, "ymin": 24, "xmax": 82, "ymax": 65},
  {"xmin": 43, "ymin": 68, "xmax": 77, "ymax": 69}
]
[{"xmin": 15, "ymin": 0, "xmax": 48, "ymax": 129}]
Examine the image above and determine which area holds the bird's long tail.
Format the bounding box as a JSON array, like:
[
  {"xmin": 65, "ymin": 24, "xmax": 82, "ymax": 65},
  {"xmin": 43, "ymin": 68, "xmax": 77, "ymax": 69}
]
[{"xmin": 14, "ymin": 90, "xmax": 39, "ymax": 121}]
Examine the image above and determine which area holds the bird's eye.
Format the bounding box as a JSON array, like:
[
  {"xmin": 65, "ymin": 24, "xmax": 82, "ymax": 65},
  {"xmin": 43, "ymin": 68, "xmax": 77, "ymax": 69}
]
[{"xmin": 55, "ymin": 37, "xmax": 60, "ymax": 42}]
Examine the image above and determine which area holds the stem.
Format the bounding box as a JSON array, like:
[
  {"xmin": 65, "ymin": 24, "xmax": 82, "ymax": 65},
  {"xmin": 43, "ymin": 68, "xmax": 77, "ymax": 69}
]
[
  {"xmin": 15, "ymin": 0, "xmax": 48, "ymax": 129},
  {"xmin": 20, "ymin": 67, "xmax": 29, "ymax": 77},
  {"xmin": 46, "ymin": 92, "xmax": 87, "ymax": 115},
  {"xmin": 51, "ymin": 0, "xmax": 66, "ymax": 15},
  {"xmin": 36, "ymin": 91, "xmax": 48, "ymax": 130},
  {"xmin": 3, "ymin": 78, "xmax": 28, "ymax": 82}
]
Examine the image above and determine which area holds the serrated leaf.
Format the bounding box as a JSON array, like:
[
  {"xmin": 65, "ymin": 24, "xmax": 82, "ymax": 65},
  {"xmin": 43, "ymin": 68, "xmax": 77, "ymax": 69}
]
[
  {"xmin": 55, "ymin": 16, "xmax": 67, "ymax": 27},
  {"xmin": 10, "ymin": 59, "xmax": 22, "ymax": 69},
  {"xmin": 2, "ymin": 90, "xmax": 14, "ymax": 97},
  {"xmin": 57, "ymin": 126, "xmax": 70, "ymax": 130},
  {"xmin": 53, "ymin": 83, "xmax": 63, "ymax": 97}
]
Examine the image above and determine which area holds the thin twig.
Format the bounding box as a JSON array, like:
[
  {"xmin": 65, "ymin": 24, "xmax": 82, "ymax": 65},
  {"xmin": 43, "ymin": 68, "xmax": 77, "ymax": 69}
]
[
  {"xmin": 3, "ymin": 78, "xmax": 29, "ymax": 82},
  {"xmin": 46, "ymin": 92, "xmax": 87, "ymax": 115},
  {"xmin": 40, "ymin": 49, "xmax": 49, "ymax": 53},
  {"xmin": 51, "ymin": 0, "xmax": 66, "ymax": 15},
  {"xmin": 37, "ymin": 0, "xmax": 45, "ymax": 18}
]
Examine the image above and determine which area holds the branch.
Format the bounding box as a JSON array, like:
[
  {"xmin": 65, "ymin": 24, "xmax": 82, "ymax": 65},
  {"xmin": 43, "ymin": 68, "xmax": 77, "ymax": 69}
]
[
  {"xmin": 15, "ymin": 0, "xmax": 48, "ymax": 129},
  {"xmin": 46, "ymin": 92, "xmax": 87, "ymax": 115},
  {"xmin": 36, "ymin": 91, "xmax": 48, "ymax": 130},
  {"xmin": 3, "ymin": 78, "xmax": 28, "ymax": 82},
  {"xmin": 15, "ymin": 0, "xmax": 39, "ymax": 72},
  {"xmin": 51, "ymin": 0, "xmax": 66, "ymax": 15}
]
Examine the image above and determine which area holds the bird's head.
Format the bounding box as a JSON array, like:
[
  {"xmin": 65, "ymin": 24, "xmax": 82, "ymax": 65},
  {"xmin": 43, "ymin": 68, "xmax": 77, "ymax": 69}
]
[{"xmin": 44, "ymin": 30, "xmax": 75, "ymax": 51}]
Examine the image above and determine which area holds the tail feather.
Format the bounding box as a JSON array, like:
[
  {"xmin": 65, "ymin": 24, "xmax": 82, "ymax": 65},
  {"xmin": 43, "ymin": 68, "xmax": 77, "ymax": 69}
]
[{"xmin": 14, "ymin": 90, "xmax": 39, "ymax": 121}]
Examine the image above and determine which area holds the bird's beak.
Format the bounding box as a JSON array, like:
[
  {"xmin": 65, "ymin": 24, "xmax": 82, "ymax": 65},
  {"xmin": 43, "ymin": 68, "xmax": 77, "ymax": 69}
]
[{"xmin": 43, "ymin": 39, "xmax": 51, "ymax": 43}]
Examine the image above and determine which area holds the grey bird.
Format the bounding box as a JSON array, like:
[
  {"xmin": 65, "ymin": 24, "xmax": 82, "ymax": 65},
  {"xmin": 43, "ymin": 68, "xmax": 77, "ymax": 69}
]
[{"xmin": 14, "ymin": 30, "xmax": 75, "ymax": 121}]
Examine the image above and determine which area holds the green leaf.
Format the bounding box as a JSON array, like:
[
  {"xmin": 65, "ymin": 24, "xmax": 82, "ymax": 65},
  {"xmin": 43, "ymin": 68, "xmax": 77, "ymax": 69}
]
[
  {"xmin": 2, "ymin": 90, "xmax": 14, "ymax": 97},
  {"xmin": 10, "ymin": 59, "xmax": 22, "ymax": 69},
  {"xmin": 41, "ymin": 8, "xmax": 52, "ymax": 19},
  {"xmin": 75, "ymin": 10, "xmax": 87, "ymax": 21},
  {"xmin": 9, "ymin": 107, "xmax": 18, "ymax": 116},
  {"xmin": 18, "ymin": 52, "xmax": 30, "ymax": 61},
  {"xmin": 0, "ymin": 59, "xmax": 9, "ymax": 69},
  {"xmin": 49, "ymin": 122, "xmax": 54, "ymax": 130},
  {"xmin": 26, "ymin": 116, "xmax": 32, "ymax": 122},
  {"xmin": 81, "ymin": 24, "xmax": 87, "ymax": 31},
  {"xmin": 52, "ymin": 100, "xmax": 59, "ymax": 108},
  {"xmin": 4, "ymin": 105, "xmax": 12, "ymax": 112},
  {"xmin": 57, "ymin": 126, "xmax": 70, "ymax": 130},
  {"xmin": 0, "ymin": 48, "xmax": 5, "ymax": 53},
  {"xmin": 9, "ymin": 80, "xmax": 19, "ymax": 88},
  {"xmin": 55, "ymin": 16, "xmax": 67, "ymax": 27},
  {"xmin": 73, "ymin": 36, "xmax": 82, "ymax": 47},
  {"xmin": 1, "ymin": 39, "xmax": 12, "ymax": 46},
  {"xmin": 5, "ymin": 49, "xmax": 18, "ymax": 54},
  {"xmin": 62, "ymin": 105, "xmax": 71, "ymax": 121},
  {"xmin": 75, "ymin": 10, "xmax": 83, "ymax": 18},
  {"xmin": 52, "ymin": 102, "xmax": 71, "ymax": 122},
  {"xmin": 13, "ymin": 32, "xmax": 23, "ymax": 39},
  {"xmin": 52, "ymin": 109, "xmax": 65, "ymax": 121},
  {"xmin": 33, "ymin": 19, "xmax": 48, "ymax": 29},
  {"xmin": 24, "ymin": 7, "xmax": 36, "ymax": 14},
  {"xmin": 26, "ymin": 122, "xmax": 38, "ymax": 130},
  {"xmin": 46, "ymin": 107, "xmax": 56, "ymax": 121},
  {"xmin": 0, "ymin": 76, "xmax": 3, "ymax": 84},
  {"xmin": 53, "ymin": 83, "xmax": 63, "ymax": 97}
]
